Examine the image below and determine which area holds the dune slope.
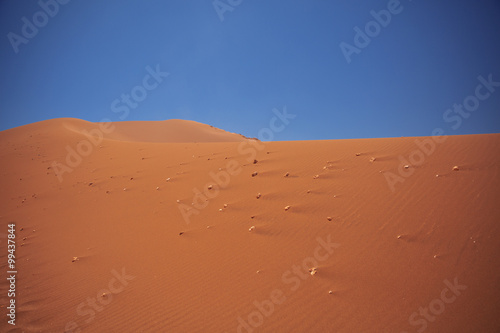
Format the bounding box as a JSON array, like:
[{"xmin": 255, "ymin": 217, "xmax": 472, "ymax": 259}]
[{"xmin": 0, "ymin": 119, "xmax": 499, "ymax": 332}]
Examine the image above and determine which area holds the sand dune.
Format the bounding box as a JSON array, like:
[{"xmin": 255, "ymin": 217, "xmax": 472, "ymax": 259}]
[
  {"xmin": 0, "ymin": 118, "xmax": 499, "ymax": 332},
  {"xmin": 1, "ymin": 118, "xmax": 248, "ymax": 144}
]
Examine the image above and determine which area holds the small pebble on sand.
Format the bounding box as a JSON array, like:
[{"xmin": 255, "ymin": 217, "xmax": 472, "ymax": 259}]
[{"xmin": 249, "ymin": 226, "xmax": 255, "ymax": 232}]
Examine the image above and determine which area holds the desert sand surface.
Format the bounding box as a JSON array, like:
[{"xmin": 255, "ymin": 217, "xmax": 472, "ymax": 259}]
[{"xmin": 0, "ymin": 118, "xmax": 499, "ymax": 332}]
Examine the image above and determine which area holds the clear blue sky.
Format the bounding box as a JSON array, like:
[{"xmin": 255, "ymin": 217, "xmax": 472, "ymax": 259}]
[{"xmin": 1, "ymin": 0, "xmax": 499, "ymax": 140}]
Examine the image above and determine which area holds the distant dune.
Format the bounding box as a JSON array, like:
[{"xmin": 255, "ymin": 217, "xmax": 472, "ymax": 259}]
[
  {"xmin": 1, "ymin": 118, "xmax": 249, "ymax": 144},
  {"xmin": 0, "ymin": 118, "xmax": 499, "ymax": 332}
]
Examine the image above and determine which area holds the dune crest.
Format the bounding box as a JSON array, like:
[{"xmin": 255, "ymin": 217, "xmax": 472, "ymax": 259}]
[
  {"xmin": 101, "ymin": 119, "xmax": 250, "ymax": 143},
  {"xmin": 0, "ymin": 118, "xmax": 249, "ymax": 144}
]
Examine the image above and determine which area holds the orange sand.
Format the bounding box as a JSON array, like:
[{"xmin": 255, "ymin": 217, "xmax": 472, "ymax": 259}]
[{"xmin": 0, "ymin": 118, "xmax": 499, "ymax": 332}]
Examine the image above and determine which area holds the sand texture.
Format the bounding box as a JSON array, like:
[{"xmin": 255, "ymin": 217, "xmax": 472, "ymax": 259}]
[{"xmin": 0, "ymin": 119, "xmax": 499, "ymax": 332}]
